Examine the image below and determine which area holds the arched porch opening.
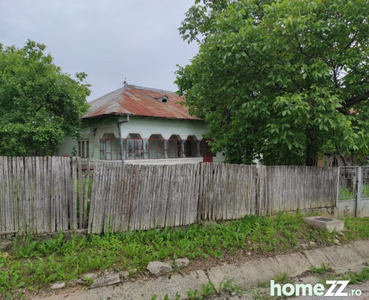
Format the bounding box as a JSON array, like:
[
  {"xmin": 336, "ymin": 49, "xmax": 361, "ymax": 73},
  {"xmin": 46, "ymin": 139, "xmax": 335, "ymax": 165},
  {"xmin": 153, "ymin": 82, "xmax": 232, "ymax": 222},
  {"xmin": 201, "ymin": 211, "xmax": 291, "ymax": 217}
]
[
  {"xmin": 148, "ymin": 134, "xmax": 165, "ymax": 159},
  {"xmin": 168, "ymin": 135, "xmax": 182, "ymax": 158}
]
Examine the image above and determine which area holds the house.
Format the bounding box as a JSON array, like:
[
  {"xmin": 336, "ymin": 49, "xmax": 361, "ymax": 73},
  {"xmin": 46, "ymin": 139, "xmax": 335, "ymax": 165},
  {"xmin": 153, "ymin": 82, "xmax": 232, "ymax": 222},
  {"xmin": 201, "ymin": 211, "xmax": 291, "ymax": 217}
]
[{"xmin": 57, "ymin": 83, "xmax": 223, "ymax": 164}]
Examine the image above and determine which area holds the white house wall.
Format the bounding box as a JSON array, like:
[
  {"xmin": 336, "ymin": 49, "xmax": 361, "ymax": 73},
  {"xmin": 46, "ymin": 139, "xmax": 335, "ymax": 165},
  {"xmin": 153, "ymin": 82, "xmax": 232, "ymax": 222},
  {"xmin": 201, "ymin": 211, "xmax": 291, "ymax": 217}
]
[
  {"xmin": 58, "ymin": 127, "xmax": 90, "ymax": 157},
  {"xmin": 119, "ymin": 116, "xmax": 208, "ymax": 140}
]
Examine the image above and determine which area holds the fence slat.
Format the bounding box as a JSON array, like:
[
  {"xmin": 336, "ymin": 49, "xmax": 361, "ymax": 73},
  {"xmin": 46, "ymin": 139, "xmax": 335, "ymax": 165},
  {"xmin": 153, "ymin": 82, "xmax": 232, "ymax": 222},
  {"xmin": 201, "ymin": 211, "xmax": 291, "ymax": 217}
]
[
  {"xmin": 83, "ymin": 158, "xmax": 91, "ymax": 228},
  {"xmin": 0, "ymin": 157, "xmax": 4, "ymax": 238},
  {"xmin": 17, "ymin": 157, "xmax": 24, "ymax": 236}
]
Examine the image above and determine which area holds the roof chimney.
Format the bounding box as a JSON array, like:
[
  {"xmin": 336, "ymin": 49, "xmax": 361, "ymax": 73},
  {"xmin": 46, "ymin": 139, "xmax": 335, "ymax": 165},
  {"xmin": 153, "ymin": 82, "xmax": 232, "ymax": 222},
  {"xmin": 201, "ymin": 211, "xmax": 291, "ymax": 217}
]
[{"xmin": 123, "ymin": 78, "xmax": 128, "ymax": 88}]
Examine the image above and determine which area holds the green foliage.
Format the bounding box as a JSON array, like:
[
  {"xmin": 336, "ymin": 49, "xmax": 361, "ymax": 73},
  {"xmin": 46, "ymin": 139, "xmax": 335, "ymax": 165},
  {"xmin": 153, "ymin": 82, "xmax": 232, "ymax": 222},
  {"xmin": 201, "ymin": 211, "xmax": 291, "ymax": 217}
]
[
  {"xmin": 0, "ymin": 40, "xmax": 90, "ymax": 156},
  {"xmin": 201, "ymin": 281, "xmax": 216, "ymax": 297},
  {"xmin": 362, "ymin": 183, "xmax": 369, "ymax": 198},
  {"xmin": 176, "ymin": 0, "xmax": 369, "ymax": 165},
  {"xmin": 250, "ymin": 288, "xmax": 270, "ymax": 300},
  {"xmin": 272, "ymin": 272, "xmax": 291, "ymax": 284},
  {"xmin": 187, "ymin": 288, "xmax": 202, "ymax": 300},
  {"xmin": 219, "ymin": 278, "xmax": 245, "ymax": 295},
  {"xmin": 338, "ymin": 187, "xmax": 355, "ymax": 201},
  {"xmin": 340, "ymin": 266, "xmax": 369, "ymax": 284},
  {"xmin": 344, "ymin": 217, "xmax": 369, "ymax": 240},
  {"xmin": 310, "ymin": 262, "xmax": 332, "ymax": 274},
  {"xmin": 178, "ymin": 0, "xmax": 234, "ymax": 44}
]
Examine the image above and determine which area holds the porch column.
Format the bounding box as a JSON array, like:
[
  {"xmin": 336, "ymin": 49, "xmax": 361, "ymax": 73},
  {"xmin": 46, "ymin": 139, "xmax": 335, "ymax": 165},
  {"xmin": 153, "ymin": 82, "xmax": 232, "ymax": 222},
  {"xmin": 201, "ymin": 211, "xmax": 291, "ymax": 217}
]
[
  {"xmin": 164, "ymin": 140, "xmax": 168, "ymax": 159},
  {"xmin": 181, "ymin": 140, "xmax": 186, "ymax": 158},
  {"xmin": 196, "ymin": 140, "xmax": 201, "ymax": 157}
]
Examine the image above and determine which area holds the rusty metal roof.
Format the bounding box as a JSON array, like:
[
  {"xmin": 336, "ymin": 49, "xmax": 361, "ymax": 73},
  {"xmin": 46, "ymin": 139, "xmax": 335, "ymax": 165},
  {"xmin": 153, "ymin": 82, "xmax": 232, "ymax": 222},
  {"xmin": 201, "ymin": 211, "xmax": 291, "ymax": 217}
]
[{"xmin": 82, "ymin": 85, "xmax": 199, "ymax": 120}]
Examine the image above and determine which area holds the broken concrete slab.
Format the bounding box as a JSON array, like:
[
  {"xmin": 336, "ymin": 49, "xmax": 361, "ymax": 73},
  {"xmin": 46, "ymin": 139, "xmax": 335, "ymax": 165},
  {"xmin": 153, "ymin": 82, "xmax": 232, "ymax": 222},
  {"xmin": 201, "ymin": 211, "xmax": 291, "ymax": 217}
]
[
  {"xmin": 82, "ymin": 273, "xmax": 98, "ymax": 280},
  {"xmin": 50, "ymin": 282, "xmax": 65, "ymax": 290},
  {"xmin": 303, "ymin": 242, "xmax": 369, "ymax": 272},
  {"xmin": 89, "ymin": 273, "xmax": 120, "ymax": 289},
  {"xmin": 208, "ymin": 252, "xmax": 311, "ymax": 291},
  {"xmin": 302, "ymin": 216, "xmax": 344, "ymax": 232},
  {"xmin": 73, "ymin": 273, "xmax": 100, "ymax": 286}
]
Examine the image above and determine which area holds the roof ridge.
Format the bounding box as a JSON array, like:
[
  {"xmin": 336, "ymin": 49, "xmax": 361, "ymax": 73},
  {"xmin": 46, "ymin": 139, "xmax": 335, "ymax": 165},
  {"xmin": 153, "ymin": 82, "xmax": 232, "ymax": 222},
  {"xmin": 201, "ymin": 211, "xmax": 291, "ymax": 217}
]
[
  {"xmin": 88, "ymin": 86, "xmax": 125, "ymax": 104},
  {"xmin": 82, "ymin": 83, "xmax": 198, "ymax": 120},
  {"xmin": 127, "ymin": 84, "xmax": 176, "ymax": 95}
]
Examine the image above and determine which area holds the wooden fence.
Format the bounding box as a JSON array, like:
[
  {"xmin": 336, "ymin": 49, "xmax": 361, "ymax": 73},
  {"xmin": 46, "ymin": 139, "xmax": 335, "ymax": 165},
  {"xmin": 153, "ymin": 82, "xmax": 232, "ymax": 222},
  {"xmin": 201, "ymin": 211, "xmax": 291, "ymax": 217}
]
[
  {"xmin": 0, "ymin": 157, "xmax": 338, "ymax": 236},
  {"xmin": 258, "ymin": 166, "xmax": 337, "ymax": 215},
  {"xmin": 0, "ymin": 156, "xmax": 88, "ymax": 237},
  {"xmin": 88, "ymin": 163, "xmax": 200, "ymax": 234},
  {"xmin": 88, "ymin": 163, "xmax": 338, "ymax": 234}
]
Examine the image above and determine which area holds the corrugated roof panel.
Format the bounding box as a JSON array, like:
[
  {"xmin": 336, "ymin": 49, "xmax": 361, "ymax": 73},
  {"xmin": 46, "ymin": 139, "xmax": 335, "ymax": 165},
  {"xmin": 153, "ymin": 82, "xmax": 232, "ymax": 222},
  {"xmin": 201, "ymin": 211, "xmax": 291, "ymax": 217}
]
[{"xmin": 82, "ymin": 85, "xmax": 199, "ymax": 120}]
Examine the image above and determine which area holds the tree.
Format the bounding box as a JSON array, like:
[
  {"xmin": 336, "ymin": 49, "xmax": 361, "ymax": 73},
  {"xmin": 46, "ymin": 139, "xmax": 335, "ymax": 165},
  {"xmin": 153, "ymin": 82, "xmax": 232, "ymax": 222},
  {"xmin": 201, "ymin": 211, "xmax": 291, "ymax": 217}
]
[
  {"xmin": 176, "ymin": 0, "xmax": 369, "ymax": 165},
  {"xmin": 0, "ymin": 40, "xmax": 90, "ymax": 156}
]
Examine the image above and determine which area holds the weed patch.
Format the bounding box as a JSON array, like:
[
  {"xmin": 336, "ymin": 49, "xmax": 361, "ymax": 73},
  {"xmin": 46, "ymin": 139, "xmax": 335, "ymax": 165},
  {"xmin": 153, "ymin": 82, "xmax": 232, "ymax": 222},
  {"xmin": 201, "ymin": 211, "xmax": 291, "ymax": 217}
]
[
  {"xmin": 340, "ymin": 266, "xmax": 369, "ymax": 284},
  {"xmin": 310, "ymin": 262, "xmax": 332, "ymax": 275}
]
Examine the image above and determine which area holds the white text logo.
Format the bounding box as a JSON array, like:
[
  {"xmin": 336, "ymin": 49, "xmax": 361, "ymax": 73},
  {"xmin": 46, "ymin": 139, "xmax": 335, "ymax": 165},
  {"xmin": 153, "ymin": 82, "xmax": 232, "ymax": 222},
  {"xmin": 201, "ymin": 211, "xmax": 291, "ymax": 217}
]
[{"xmin": 270, "ymin": 280, "xmax": 362, "ymax": 297}]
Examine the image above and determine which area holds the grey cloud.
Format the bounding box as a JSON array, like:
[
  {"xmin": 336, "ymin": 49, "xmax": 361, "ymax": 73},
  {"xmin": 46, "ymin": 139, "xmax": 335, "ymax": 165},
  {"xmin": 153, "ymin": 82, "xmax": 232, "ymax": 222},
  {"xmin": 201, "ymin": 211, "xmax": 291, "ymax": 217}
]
[{"xmin": 0, "ymin": 0, "xmax": 198, "ymax": 100}]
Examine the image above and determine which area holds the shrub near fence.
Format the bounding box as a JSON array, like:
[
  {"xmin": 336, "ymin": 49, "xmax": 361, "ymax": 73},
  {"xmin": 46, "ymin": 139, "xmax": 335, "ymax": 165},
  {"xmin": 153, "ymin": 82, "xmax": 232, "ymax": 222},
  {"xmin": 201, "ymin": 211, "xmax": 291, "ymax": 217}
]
[{"xmin": 0, "ymin": 156, "xmax": 339, "ymax": 236}]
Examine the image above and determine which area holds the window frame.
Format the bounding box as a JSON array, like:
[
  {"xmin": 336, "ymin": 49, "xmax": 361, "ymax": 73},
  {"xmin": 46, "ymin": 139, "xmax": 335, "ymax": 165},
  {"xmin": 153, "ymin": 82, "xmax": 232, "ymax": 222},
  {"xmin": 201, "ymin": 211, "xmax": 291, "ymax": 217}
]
[
  {"xmin": 100, "ymin": 134, "xmax": 120, "ymax": 160},
  {"xmin": 78, "ymin": 140, "xmax": 89, "ymax": 158}
]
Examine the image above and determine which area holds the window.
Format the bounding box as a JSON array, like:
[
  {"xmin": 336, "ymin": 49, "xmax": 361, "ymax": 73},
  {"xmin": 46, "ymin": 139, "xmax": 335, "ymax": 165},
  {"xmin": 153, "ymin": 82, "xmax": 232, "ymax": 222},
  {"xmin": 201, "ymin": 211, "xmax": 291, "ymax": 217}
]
[
  {"xmin": 168, "ymin": 135, "xmax": 181, "ymax": 158},
  {"xmin": 78, "ymin": 140, "xmax": 89, "ymax": 158},
  {"xmin": 148, "ymin": 134, "xmax": 165, "ymax": 159},
  {"xmin": 185, "ymin": 136, "xmax": 198, "ymax": 157},
  {"xmin": 100, "ymin": 133, "xmax": 120, "ymax": 160},
  {"xmin": 126, "ymin": 133, "xmax": 146, "ymax": 160},
  {"xmin": 155, "ymin": 95, "xmax": 168, "ymax": 103}
]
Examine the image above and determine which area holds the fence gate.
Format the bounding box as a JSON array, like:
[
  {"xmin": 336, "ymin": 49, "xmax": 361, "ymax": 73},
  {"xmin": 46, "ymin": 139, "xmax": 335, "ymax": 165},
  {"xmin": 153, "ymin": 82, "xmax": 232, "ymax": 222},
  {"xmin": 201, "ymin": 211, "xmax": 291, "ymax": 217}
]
[{"xmin": 336, "ymin": 166, "xmax": 369, "ymax": 217}]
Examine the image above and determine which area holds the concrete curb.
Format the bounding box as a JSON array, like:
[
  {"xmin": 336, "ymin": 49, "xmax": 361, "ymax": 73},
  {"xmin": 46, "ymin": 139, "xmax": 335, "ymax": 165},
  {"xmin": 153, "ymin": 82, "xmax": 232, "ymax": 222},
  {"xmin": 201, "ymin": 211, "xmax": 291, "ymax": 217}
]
[{"xmin": 34, "ymin": 240, "xmax": 369, "ymax": 300}]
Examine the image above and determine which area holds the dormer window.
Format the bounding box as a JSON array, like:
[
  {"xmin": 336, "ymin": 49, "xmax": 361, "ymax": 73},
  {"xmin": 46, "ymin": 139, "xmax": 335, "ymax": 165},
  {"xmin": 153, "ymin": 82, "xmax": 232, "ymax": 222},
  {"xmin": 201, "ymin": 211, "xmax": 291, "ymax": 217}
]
[{"xmin": 154, "ymin": 95, "xmax": 168, "ymax": 103}]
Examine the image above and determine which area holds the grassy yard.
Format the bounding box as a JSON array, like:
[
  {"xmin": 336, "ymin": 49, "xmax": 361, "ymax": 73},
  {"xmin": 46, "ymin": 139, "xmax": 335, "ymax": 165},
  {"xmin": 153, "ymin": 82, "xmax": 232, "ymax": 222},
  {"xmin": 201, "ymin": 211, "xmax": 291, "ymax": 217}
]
[{"xmin": 1, "ymin": 213, "xmax": 369, "ymax": 299}]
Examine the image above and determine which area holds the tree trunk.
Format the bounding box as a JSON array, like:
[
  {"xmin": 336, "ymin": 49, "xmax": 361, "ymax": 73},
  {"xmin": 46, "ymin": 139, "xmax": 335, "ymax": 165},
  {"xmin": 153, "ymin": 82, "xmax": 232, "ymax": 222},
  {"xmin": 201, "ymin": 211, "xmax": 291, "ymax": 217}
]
[
  {"xmin": 305, "ymin": 156, "xmax": 318, "ymax": 166},
  {"xmin": 305, "ymin": 129, "xmax": 318, "ymax": 166}
]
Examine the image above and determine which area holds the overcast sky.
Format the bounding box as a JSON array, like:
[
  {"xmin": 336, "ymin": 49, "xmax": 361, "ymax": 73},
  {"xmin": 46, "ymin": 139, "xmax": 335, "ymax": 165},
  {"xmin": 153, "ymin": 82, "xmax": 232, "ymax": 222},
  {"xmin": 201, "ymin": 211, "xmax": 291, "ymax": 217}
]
[{"xmin": 0, "ymin": 1, "xmax": 199, "ymax": 101}]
